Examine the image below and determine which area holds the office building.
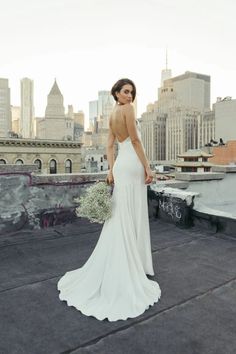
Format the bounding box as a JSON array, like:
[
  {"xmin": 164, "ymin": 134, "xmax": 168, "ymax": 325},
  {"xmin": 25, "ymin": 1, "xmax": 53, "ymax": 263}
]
[
  {"xmin": 0, "ymin": 78, "xmax": 11, "ymax": 137},
  {"xmin": 214, "ymin": 96, "xmax": 236, "ymax": 143},
  {"xmin": 37, "ymin": 80, "xmax": 73, "ymax": 140},
  {"xmin": 20, "ymin": 78, "xmax": 34, "ymax": 138}
]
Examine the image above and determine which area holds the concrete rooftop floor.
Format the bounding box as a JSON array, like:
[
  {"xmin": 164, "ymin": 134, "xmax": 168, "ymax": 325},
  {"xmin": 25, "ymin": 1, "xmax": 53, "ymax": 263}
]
[{"xmin": 1, "ymin": 218, "xmax": 236, "ymax": 354}]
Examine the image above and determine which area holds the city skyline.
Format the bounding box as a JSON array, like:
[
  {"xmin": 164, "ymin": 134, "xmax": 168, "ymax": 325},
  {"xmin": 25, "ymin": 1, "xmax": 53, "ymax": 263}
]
[{"xmin": 1, "ymin": 0, "xmax": 236, "ymax": 125}]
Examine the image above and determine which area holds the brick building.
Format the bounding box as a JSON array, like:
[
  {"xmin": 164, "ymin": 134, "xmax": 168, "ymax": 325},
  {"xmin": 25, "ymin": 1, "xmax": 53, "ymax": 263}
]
[{"xmin": 209, "ymin": 141, "xmax": 236, "ymax": 165}]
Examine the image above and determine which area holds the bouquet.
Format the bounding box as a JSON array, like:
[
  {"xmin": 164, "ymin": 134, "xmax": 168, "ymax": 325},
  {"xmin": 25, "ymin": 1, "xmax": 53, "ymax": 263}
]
[{"xmin": 76, "ymin": 181, "xmax": 113, "ymax": 224}]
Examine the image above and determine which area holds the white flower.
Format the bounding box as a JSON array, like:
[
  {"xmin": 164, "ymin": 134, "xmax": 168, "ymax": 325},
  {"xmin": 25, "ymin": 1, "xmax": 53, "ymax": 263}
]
[{"xmin": 76, "ymin": 181, "xmax": 113, "ymax": 224}]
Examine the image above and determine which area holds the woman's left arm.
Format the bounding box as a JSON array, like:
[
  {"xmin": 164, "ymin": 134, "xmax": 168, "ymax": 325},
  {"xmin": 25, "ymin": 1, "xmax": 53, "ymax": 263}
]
[{"xmin": 106, "ymin": 120, "xmax": 116, "ymax": 184}]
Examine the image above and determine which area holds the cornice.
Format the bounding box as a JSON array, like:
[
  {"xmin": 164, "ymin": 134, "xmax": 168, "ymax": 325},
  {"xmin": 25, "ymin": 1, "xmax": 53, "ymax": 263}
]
[{"xmin": 0, "ymin": 139, "xmax": 82, "ymax": 148}]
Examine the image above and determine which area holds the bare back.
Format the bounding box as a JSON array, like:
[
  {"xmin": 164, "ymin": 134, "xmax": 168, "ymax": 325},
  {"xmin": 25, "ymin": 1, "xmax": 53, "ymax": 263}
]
[
  {"xmin": 109, "ymin": 104, "xmax": 130, "ymax": 143},
  {"xmin": 107, "ymin": 102, "xmax": 150, "ymax": 174}
]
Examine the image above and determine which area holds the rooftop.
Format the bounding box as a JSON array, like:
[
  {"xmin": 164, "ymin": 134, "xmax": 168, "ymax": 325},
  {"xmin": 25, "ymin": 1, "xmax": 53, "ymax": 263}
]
[
  {"xmin": 1, "ymin": 217, "xmax": 236, "ymax": 354},
  {"xmin": 49, "ymin": 79, "xmax": 62, "ymax": 96},
  {"xmin": 164, "ymin": 71, "xmax": 211, "ymax": 85},
  {"xmin": 175, "ymin": 162, "xmax": 213, "ymax": 167},
  {"xmin": 177, "ymin": 150, "xmax": 213, "ymax": 158}
]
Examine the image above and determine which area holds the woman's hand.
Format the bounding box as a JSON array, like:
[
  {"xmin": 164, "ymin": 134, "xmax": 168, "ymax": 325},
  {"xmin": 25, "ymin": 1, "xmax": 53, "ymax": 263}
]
[
  {"xmin": 106, "ymin": 170, "xmax": 114, "ymax": 185},
  {"xmin": 144, "ymin": 166, "xmax": 154, "ymax": 184}
]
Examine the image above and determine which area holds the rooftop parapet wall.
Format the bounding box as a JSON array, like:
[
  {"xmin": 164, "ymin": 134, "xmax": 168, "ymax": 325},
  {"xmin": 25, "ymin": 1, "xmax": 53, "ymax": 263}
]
[
  {"xmin": 175, "ymin": 172, "xmax": 225, "ymax": 181},
  {"xmin": 149, "ymin": 185, "xmax": 198, "ymax": 228},
  {"xmin": 0, "ymin": 169, "xmax": 107, "ymax": 234},
  {"xmin": 185, "ymin": 172, "xmax": 236, "ymax": 235},
  {"xmin": 212, "ymin": 165, "xmax": 236, "ymax": 173},
  {"xmin": 2, "ymin": 165, "xmax": 236, "ymax": 235},
  {"xmin": 150, "ymin": 180, "xmax": 236, "ymax": 236}
]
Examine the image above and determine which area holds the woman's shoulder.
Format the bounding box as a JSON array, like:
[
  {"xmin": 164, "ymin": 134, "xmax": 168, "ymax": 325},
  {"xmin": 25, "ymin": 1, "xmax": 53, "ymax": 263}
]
[
  {"xmin": 121, "ymin": 103, "xmax": 134, "ymax": 109},
  {"xmin": 119, "ymin": 103, "xmax": 135, "ymax": 115},
  {"xmin": 111, "ymin": 104, "xmax": 135, "ymax": 123}
]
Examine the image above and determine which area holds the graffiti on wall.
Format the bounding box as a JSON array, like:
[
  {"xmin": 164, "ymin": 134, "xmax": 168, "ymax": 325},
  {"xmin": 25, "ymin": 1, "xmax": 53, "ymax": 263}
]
[
  {"xmin": 0, "ymin": 172, "xmax": 97, "ymax": 234},
  {"xmin": 159, "ymin": 199, "xmax": 182, "ymax": 220},
  {"xmin": 148, "ymin": 186, "xmax": 194, "ymax": 227}
]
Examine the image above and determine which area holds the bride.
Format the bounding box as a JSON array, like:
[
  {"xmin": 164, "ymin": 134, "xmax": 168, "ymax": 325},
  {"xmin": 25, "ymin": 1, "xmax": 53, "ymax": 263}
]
[{"xmin": 57, "ymin": 78, "xmax": 161, "ymax": 321}]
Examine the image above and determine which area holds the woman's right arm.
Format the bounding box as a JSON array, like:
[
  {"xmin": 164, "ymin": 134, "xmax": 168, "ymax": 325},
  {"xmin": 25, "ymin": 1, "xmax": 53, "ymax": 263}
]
[{"xmin": 124, "ymin": 104, "xmax": 153, "ymax": 184}]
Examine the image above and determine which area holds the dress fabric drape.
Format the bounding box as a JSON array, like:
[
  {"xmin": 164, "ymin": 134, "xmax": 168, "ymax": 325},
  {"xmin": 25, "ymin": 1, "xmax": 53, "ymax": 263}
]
[{"xmin": 58, "ymin": 130, "xmax": 161, "ymax": 321}]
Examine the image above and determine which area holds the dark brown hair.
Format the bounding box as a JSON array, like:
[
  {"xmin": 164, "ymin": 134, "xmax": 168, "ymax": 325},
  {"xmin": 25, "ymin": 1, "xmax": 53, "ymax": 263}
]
[{"xmin": 111, "ymin": 78, "xmax": 136, "ymax": 102}]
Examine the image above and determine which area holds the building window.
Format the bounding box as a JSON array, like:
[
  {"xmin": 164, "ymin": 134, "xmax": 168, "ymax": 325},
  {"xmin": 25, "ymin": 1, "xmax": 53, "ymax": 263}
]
[
  {"xmin": 184, "ymin": 157, "xmax": 198, "ymax": 162},
  {"xmin": 0, "ymin": 159, "xmax": 6, "ymax": 164},
  {"xmin": 101, "ymin": 166, "xmax": 103, "ymax": 171},
  {"xmin": 182, "ymin": 167, "xmax": 197, "ymax": 172},
  {"xmin": 49, "ymin": 159, "xmax": 57, "ymax": 174},
  {"xmin": 100, "ymin": 157, "xmax": 103, "ymax": 162},
  {"xmin": 15, "ymin": 159, "xmax": 24, "ymax": 165},
  {"xmin": 34, "ymin": 159, "xmax": 42, "ymax": 171},
  {"xmin": 65, "ymin": 159, "xmax": 72, "ymax": 173}
]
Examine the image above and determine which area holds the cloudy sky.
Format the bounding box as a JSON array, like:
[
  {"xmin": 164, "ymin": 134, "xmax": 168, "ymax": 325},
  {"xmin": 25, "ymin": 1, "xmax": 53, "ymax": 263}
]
[{"xmin": 0, "ymin": 0, "xmax": 235, "ymax": 126}]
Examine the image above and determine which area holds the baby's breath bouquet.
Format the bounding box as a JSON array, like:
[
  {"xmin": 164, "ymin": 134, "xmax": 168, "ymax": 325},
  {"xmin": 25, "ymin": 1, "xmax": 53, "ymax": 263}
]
[{"xmin": 76, "ymin": 181, "xmax": 113, "ymax": 224}]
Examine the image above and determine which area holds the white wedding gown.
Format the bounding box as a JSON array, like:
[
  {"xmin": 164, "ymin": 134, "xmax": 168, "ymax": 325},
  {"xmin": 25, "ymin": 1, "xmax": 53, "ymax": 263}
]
[{"xmin": 58, "ymin": 127, "xmax": 161, "ymax": 321}]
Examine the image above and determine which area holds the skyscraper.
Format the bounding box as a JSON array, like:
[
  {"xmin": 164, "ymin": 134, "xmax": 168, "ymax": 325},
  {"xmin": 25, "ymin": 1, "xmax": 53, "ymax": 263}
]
[
  {"xmin": 20, "ymin": 78, "xmax": 34, "ymax": 138},
  {"xmin": 0, "ymin": 78, "xmax": 11, "ymax": 137},
  {"xmin": 45, "ymin": 79, "xmax": 65, "ymax": 119},
  {"xmin": 98, "ymin": 91, "xmax": 114, "ymax": 129},
  {"xmin": 140, "ymin": 109, "xmax": 166, "ymax": 162},
  {"xmin": 89, "ymin": 100, "xmax": 98, "ymax": 132},
  {"xmin": 11, "ymin": 106, "xmax": 21, "ymax": 135},
  {"xmin": 98, "ymin": 91, "xmax": 113, "ymax": 116},
  {"xmin": 162, "ymin": 71, "xmax": 211, "ymax": 160},
  {"xmin": 141, "ymin": 71, "xmax": 212, "ymax": 161},
  {"xmin": 214, "ymin": 96, "xmax": 236, "ymax": 142},
  {"xmin": 71, "ymin": 108, "xmax": 84, "ymax": 142},
  {"xmin": 162, "ymin": 71, "xmax": 210, "ymax": 112},
  {"xmin": 37, "ymin": 80, "xmax": 73, "ymax": 140}
]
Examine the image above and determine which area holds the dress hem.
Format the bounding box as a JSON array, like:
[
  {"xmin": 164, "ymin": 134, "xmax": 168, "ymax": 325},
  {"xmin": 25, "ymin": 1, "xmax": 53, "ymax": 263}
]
[{"xmin": 58, "ymin": 288, "xmax": 161, "ymax": 322}]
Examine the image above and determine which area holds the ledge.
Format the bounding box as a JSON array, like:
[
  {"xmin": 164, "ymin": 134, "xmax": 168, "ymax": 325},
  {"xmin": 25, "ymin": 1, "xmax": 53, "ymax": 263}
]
[
  {"xmin": 175, "ymin": 172, "xmax": 225, "ymax": 181},
  {"xmin": 155, "ymin": 179, "xmax": 189, "ymax": 189},
  {"xmin": 212, "ymin": 165, "xmax": 236, "ymax": 173},
  {"xmin": 0, "ymin": 138, "xmax": 82, "ymax": 148},
  {"xmin": 148, "ymin": 185, "xmax": 197, "ymax": 228},
  {"xmin": 32, "ymin": 172, "xmax": 107, "ymax": 185},
  {"xmin": 192, "ymin": 209, "xmax": 236, "ymax": 235},
  {"xmin": 151, "ymin": 185, "xmax": 199, "ymax": 206}
]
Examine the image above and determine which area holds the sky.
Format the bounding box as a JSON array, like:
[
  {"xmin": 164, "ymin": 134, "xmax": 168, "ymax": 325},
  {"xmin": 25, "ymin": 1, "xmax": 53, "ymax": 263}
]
[{"xmin": 0, "ymin": 0, "xmax": 236, "ymax": 127}]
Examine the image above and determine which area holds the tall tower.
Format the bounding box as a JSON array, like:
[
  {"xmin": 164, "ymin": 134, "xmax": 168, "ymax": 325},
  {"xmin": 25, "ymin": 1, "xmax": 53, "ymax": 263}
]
[
  {"xmin": 161, "ymin": 49, "xmax": 172, "ymax": 86},
  {"xmin": 11, "ymin": 106, "xmax": 21, "ymax": 135},
  {"xmin": 89, "ymin": 100, "xmax": 98, "ymax": 132},
  {"xmin": 20, "ymin": 78, "xmax": 34, "ymax": 138},
  {"xmin": 98, "ymin": 91, "xmax": 113, "ymax": 117},
  {"xmin": 98, "ymin": 91, "xmax": 114, "ymax": 129},
  {"xmin": 161, "ymin": 71, "xmax": 211, "ymax": 160},
  {"xmin": 0, "ymin": 78, "xmax": 11, "ymax": 137},
  {"xmin": 37, "ymin": 79, "xmax": 74, "ymax": 140},
  {"xmin": 45, "ymin": 79, "xmax": 65, "ymax": 119}
]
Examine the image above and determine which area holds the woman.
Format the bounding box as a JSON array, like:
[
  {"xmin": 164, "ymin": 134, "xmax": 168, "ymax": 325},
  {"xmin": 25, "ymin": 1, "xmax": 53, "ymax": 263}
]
[{"xmin": 58, "ymin": 78, "xmax": 161, "ymax": 321}]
